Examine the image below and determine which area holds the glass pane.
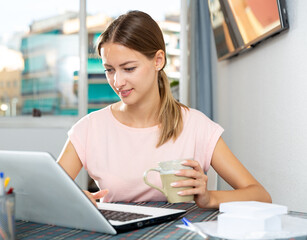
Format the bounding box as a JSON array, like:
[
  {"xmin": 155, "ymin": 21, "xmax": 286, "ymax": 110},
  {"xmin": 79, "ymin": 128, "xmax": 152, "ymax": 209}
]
[
  {"xmin": 86, "ymin": 0, "xmax": 181, "ymax": 112},
  {"xmin": 0, "ymin": 0, "xmax": 79, "ymax": 117}
]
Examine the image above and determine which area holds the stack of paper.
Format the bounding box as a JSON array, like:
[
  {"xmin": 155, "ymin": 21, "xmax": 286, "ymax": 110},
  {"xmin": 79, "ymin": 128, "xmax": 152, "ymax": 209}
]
[
  {"xmin": 178, "ymin": 201, "xmax": 307, "ymax": 239},
  {"xmin": 218, "ymin": 201, "xmax": 288, "ymax": 234}
]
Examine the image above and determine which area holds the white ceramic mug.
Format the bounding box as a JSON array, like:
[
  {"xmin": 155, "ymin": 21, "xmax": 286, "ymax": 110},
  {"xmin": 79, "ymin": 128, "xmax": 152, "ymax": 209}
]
[{"xmin": 143, "ymin": 159, "xmax": 194, "ymax": 203}]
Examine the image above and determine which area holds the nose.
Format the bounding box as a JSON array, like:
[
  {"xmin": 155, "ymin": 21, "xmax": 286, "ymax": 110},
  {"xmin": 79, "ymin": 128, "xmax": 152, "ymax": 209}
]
[{"xmin": 113, "ymin": 71, "xmax": 126, "ymax": 90}]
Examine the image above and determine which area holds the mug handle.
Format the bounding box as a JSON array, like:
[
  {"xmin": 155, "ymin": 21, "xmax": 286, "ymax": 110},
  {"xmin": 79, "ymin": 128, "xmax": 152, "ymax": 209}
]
[{"xmin": 143, "ymin": 168, "xmax": 166, "ymax": 196}]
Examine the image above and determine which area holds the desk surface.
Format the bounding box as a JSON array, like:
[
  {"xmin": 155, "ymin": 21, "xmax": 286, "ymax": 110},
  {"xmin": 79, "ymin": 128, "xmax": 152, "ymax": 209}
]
[{"xmin": 16, "ymin": 202, "xmax": 307, "ymax": 240}]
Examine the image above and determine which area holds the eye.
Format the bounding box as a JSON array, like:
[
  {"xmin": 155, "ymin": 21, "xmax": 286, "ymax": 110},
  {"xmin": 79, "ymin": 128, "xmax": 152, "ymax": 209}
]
[
  {"xmin": 105, "ymin": 68, "xmax": 114, "ymax": 74},
  {"xmin": 124, "ymin": 67, "xmax": 136, "ymax": 72}
]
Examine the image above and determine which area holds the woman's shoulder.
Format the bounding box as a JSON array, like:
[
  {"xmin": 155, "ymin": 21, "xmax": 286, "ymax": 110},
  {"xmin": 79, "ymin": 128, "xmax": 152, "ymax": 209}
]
[
  {"xmin": 87, "ymin": 105, "xmax": 112, "ymax": 119},
  {"xmin": 182, "ymin": 107, "xmax": 224, "ymax": 138},
  {"xmin": 182, "ymin": 107, "xmax": 212, "ymax": 123},
  {"xmin": 73, "ymin": 105, "xmax": 112, "ymax": 127}
]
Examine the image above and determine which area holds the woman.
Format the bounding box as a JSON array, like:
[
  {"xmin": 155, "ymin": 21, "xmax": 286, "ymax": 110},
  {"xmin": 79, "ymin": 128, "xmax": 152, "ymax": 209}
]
[{"xmin": 58, "ymin": 10, "xmax": 271, "ymax": 208}]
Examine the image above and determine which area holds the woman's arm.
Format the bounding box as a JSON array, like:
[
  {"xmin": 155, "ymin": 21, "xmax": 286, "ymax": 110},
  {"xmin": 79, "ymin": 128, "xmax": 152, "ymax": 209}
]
[
  {"xmin": 57, "ymin": 139, "xmax": 83, "ymax": 180},
  {"xmin": 206, "ymin": 137, "xmax": 272, "ymax": 208},
  {"xmin": 174, "ymin": 137, "xmax": 272, "ymax": 209},
  {"xmin": 57, "ymin": 139, "xmax": 109, "ymax": 206}
]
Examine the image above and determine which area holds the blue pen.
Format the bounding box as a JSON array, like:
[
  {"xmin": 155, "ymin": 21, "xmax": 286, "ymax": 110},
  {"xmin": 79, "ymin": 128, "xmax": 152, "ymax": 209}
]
[
  {"xmin": 0, "ymin": 172, "xmax": 4, "ymax": 196},
  {"xmin": 182, "ymin": 217, "xmax": 208, "ymax": 239}
]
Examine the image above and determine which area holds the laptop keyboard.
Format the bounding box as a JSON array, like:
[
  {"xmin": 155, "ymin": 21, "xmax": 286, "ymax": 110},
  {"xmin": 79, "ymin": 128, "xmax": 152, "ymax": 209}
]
[{"xmin": 99, "ymin": 209, "xmax": 152, "ymax": 222}]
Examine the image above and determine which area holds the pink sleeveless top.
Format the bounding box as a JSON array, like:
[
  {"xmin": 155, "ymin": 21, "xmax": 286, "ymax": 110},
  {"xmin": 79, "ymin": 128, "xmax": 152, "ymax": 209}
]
[{"xmin": 68, "ymin": 106, "xmax": 223, "ymax": 202}]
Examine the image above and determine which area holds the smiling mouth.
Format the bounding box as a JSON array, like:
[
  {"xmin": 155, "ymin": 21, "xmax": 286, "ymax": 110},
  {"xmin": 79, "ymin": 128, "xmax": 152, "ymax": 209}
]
[{"xmin": 120, "ymin": 89, "xmax": 133, "ymax": 97}]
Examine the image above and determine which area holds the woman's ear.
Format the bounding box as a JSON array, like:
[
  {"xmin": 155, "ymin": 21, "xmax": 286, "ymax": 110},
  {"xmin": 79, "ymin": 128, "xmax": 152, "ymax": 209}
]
[{"xmin": 154, "ymin": 50, "xmax": 165, "ymax": 71}]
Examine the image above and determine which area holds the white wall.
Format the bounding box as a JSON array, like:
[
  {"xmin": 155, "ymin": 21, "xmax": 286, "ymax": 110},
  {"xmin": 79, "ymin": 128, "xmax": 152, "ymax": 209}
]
[{"xmin": 213, "ymin": 0, "xmax": 307, "ymax": 212}]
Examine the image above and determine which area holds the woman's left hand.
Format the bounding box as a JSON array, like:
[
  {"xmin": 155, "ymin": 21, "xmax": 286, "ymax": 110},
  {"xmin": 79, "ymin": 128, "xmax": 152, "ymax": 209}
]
[
  {"xmin": 171, "ymin": 159, "xmax": 211, "ymax": 208},
  {"xmin": 83, "ymin": 189, "xmax": 109, "ymax": 207}
]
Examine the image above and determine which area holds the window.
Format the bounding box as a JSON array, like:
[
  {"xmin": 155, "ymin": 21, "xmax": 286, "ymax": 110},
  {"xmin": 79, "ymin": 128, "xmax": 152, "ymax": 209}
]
[
  {"xmin": 0, "ymin": 0, "xmax": 180, "ymax": 118},
  {"xmin": 0, "ymin": 0, "xmax": 79, "ymax": 117}
]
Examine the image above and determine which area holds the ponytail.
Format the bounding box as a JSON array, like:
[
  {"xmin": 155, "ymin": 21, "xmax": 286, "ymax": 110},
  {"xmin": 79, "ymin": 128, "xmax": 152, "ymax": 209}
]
[{"xmin": 157, "ymin": 70, "xmax": 188, "ymax": 147}]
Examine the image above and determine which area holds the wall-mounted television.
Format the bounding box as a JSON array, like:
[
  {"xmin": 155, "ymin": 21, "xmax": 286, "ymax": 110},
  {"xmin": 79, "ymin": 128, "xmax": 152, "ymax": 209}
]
[{"xmin": 208, "ymin": 0, "xmax": 289, "ymax": 61}]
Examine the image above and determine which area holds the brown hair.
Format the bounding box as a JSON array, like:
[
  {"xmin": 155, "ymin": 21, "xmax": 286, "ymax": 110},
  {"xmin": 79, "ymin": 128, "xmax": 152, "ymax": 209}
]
[{"xmin": 97, "ymin": 10, "xmax": 188, "ymax": 147}]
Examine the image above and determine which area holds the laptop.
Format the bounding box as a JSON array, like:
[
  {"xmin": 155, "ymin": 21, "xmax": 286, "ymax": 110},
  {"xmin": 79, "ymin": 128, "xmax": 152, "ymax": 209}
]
[{"xmin": 0, "ymin": 150, "xmax": 186, "ymax": 234}]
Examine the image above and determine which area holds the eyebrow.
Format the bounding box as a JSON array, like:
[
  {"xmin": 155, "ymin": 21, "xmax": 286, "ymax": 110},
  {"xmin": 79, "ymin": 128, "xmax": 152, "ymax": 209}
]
[{"xmin": 104, "ymin": 61, "xmax": 137, "ymax": 68}]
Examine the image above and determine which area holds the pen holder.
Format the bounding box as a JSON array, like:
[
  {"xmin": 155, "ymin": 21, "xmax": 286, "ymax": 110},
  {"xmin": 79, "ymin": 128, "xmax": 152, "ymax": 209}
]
[{"xmin": 0, "ymin": 193, "xmax": 16, "ymax": 240}]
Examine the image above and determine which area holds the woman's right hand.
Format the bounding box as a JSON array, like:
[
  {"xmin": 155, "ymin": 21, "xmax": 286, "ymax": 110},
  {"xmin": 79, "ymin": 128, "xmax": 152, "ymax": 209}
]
[{"xmin": 83, "ymin": 189, "xmax": 109, "ymax": 207}]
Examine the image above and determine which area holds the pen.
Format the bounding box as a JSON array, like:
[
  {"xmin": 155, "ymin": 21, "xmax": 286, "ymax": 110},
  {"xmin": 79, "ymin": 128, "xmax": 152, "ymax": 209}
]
[
  {"xmin": 182, "ymin": 217, "xmax": 208, "ymax": 239},
  {"xmin": 0, "ymin": 172, "xmax": 4, "ymax": 196},
  {"xmin": 4, "ymin": 177, "xmax": 10, "ymax": 189}
]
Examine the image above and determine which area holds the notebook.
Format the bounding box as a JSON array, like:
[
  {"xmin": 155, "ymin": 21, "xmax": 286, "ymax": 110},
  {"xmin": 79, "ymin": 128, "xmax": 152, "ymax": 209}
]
[{"xmin": 0, "ymin": 150, "xmax": 186, "ymax": 234}]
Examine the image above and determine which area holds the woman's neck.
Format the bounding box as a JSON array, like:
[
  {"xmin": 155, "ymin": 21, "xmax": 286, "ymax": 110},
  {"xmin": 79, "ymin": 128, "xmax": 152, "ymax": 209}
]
[{"xmin": 111, "ymin": 101, "xmax": 160, "ymax": 128}]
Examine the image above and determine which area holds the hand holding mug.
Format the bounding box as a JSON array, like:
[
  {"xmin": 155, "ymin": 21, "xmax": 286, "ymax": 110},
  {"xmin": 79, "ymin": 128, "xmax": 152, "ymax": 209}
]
[{"xmin": 173, "ymin": 159, "xmax": 210, "ymax": 208}]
